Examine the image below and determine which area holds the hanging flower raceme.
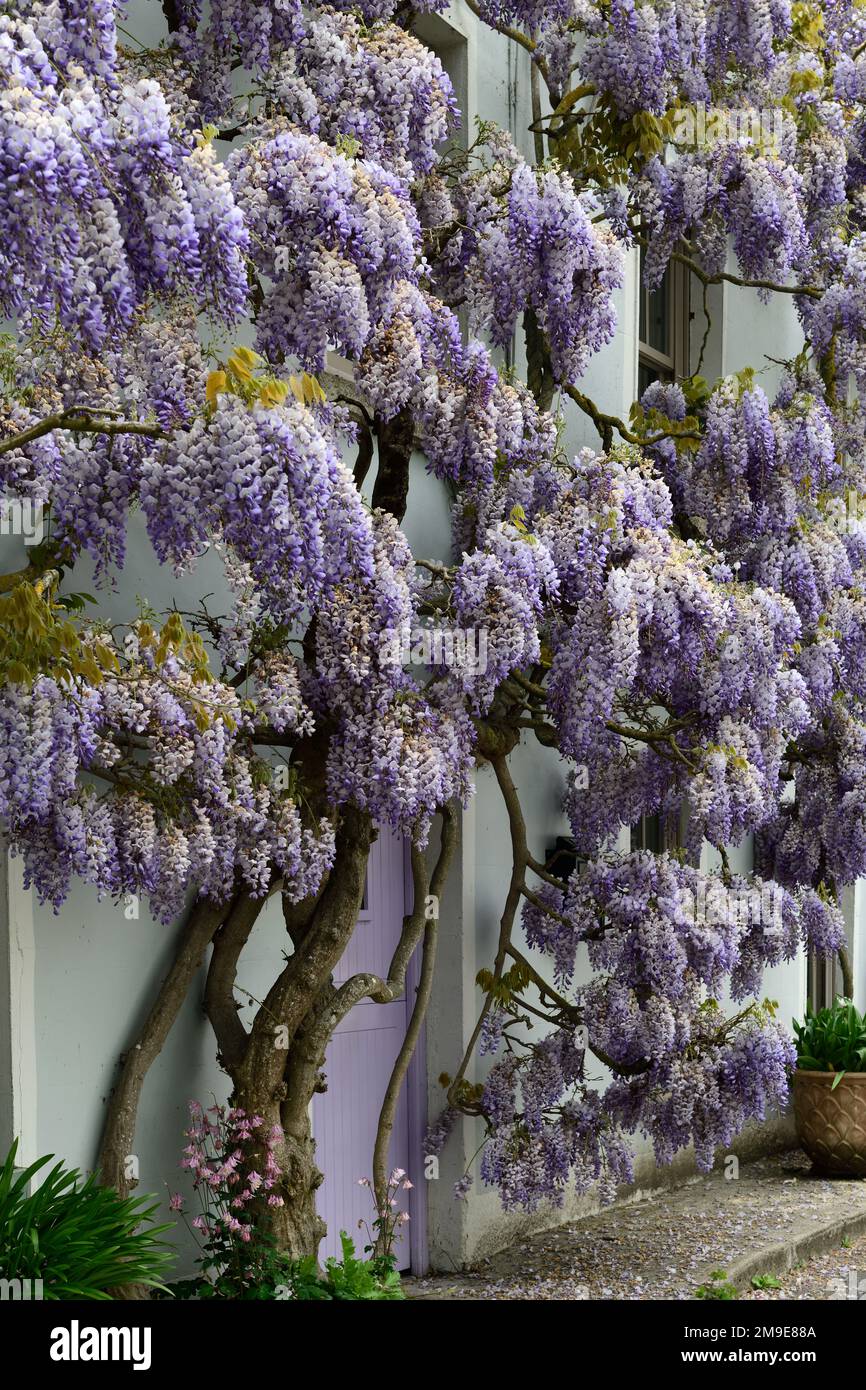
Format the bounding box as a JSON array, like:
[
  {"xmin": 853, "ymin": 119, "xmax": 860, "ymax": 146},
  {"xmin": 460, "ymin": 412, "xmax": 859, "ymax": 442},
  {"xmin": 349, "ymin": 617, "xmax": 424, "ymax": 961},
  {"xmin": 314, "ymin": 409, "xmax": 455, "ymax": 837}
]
[
  {"xmin": 577, "ymin": 0, "xmax": 792, "ymax": 118},
  {"xmin": 802, "ymin": 232, "xmax": 866, "ymax": 392},
  {"xmin": 761, "ymin": 704, "xmax": 866, "ymax": 888},
  {"xmin": 636, "ymin": 143, "xmax": 808, "ymax": 297},
  {"xmin": 545, "ymin": 521, "xmax": 730, "ymax": 762},
  {"xmin": 649, "ymin": 375, "xmax": 838, "ymax": 546},
  {"xmin": 325, "ymin": 685, "xmax": 475, "ymax": 844},
  {"xmin": 120, "ymin": 303, "xmax": 207, "ymax": 431},
  {"xmin": 582, "ymin": 0, "xmax": 709, "ymax": 116},
  {"xmin": 440, "ymin": 145, "xmax": 624, "ymax": 385},
  {"xmin": 453, "ymin": 520, "xmax": 558, "ymax": 706},
  {"xmin": 0, "ymin": 18, "xmax": 249, "ymax": 349},
  {"xmin": 30, "ymin": 0, "xmax": 119, "ymax": 83},
  {"xmin": 314, "ymin": 508, "xmax": 419, "ymax": 704},
  {"xmin": 171, "ymin": 0, "xmax": 303, "ymax": 75},
  {"xmin": 278, "ymin": 10, "xmax": 459, "ymax": 181},
  {"xmin": 0, "ymin": 623, "xmax": 335, "ymax": 922},
  {"xmin": 309, "ymin": 510, "xmax": 477, "ymax": 841},
  {"xmin": 140, "ymin": 392, "xmax": 375, "ymax": 625},
  {"xmin": 229, "ymin": 129, "xmax": 421, "ymax": 369},
  {"xmin": 472, "ymin": 837, "xmax": 847, "ymax": 1201},
  {"xmin": 323, "ymin": 0, "xmax": 449, "ymax": 20},
  {"xmin": 603, "ymin": 1007, "xmax": 796, "ymax": 1173},
  {"xmin": 356, "ymin": 283, "xmax": 560, "ymax": 489}
]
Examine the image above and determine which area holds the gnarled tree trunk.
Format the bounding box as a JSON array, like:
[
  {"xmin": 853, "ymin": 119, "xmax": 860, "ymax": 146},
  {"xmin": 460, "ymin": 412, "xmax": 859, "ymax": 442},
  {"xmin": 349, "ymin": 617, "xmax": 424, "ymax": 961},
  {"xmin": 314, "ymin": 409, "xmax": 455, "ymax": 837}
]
[{"xmin": 97, "ymin": 895, "xmax": 229, "ymax": 1196}]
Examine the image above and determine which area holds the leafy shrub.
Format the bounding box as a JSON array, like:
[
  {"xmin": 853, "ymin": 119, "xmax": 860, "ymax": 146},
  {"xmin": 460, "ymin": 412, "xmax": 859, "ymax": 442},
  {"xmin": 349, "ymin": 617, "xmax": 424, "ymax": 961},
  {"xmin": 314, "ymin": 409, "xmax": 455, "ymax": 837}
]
[
  {"xmin": 0, "ymin": 1139, "xmax": 172, "ymax": 1299},
  {"xmin": 165, "ymin": 1232, "xmax": 403, "ymax": 1300},
  {"xmin": 293, "ymin": 1232, "xmax": 404, "ymax": 1301},
  {"xmin": 793, "ymin": 999, "xmax": 866, "ymax": 1088},
  {"xmin": 695, "ymin": 1269, "xmax": 738, "ymax": 1300}
]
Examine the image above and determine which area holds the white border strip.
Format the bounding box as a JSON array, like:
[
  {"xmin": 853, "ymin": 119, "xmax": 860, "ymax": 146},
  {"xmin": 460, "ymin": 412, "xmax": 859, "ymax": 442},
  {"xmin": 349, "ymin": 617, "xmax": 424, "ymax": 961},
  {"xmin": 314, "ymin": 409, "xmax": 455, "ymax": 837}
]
[{"xmin": 1, "ymin": 847, "xmax": 37, "ymax": 1164}]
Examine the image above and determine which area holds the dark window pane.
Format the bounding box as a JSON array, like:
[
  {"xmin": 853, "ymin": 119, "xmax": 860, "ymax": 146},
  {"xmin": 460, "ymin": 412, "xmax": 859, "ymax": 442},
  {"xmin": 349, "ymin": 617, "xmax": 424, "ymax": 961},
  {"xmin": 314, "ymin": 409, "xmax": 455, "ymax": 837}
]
[
  {"xmin": 647, "ymin": 275, "xmax": 670, "ymax": 354},
  {"xmin": 630, "ymin": 814, "xmax": 662, "ymax": 854},
  {"xmin": 638, "ymin": 361, "xmax": 660, "ymax": 399},
  {"xmin": 639, "ymin": 246, "xmax": 670, "ymax": 356}
]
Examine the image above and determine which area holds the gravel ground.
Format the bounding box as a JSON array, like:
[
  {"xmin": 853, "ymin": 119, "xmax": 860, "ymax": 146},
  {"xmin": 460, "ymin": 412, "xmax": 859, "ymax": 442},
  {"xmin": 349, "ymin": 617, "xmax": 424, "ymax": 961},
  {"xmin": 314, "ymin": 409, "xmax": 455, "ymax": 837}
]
[{"xmin": 403, "ymin": 1150, "xmax": 866, "ymax": 1301}]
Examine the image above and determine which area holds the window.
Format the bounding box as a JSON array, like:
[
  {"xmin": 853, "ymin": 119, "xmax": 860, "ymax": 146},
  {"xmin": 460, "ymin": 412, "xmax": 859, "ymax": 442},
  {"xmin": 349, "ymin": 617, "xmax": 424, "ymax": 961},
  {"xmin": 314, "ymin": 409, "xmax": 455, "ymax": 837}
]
[
  {"xmin": 630, "ymin": 811, "xmax": 682, "ymax": 855},
  {"xmin": 544, "ymin": 836, "xmax": 584, "ymax": 882},
  {"xmin": 638, "ymin": 247, "xmax": 691, "ymax": 397},
  {"xmin": 630, "ymin": 813, "xmax": 662, "ymax": 855},
  {"xmin": 807, "ymin": 953, "xmax": 836, "ymax": 1012}
]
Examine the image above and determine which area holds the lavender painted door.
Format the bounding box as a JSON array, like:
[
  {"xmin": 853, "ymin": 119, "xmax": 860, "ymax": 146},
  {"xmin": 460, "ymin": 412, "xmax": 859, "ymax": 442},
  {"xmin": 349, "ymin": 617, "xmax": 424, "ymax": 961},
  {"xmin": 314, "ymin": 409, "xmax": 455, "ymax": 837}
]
[{"xmin": 312, "ymin": 827, "xmax": 420, "ymax": 1269}]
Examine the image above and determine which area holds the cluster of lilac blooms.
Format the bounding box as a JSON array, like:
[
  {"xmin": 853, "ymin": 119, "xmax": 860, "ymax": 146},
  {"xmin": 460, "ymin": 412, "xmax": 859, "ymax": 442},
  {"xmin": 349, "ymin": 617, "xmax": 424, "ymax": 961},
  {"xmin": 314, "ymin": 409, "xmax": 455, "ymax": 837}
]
[
  {"xmin": 761, "ymin": 704, "xmax": 866, "ymax": 888},
  {"xmin": 453, "ymin": 521, "xmax": 559, "ymax": 706},
  {"xmin": 357, "ymin": 286, "xmax": 558, "ymax": 489},
  {"xmin": 605, "ymin": 1012, "xmax": 796, "ymax": 1174},
  {"xmin": 141, "ymin": 394, "xmax": 375, "ymax": 626},
  {"xmin": 0, "ymin": 632, "xmax": 334, "ymax": 922},
  {"xmin": 173, "ymin": 0, "xmax": 448, "ymax": 94},
  {"xmin": 121, "ymin": 303, "xmax": 206, "ymax": 431},
  {"xmin": 229, "ymin": 127, "xmax": 420, "ymax": 369},
  {"xmin": 580, "ymin": 0, "xmax": 792, "ymax": 118},
  {"xmin": 438, "ymin": 143, "xmax": 625, "ymax": 384},
  {"xmin": 636, "ymin": 143, "xmax": 809, "ymax": 297},
  {"xmin": 478, "ymin": 1033, "xmax": 636, "ymax": 1211},
  {"xmin": 522, "ymin": 853, "xmax": 845, "ymax": 1000},
  {"xmin": 290, "ymin": 507, "xmax": 478, "ymax": 840},
  {"xmin": 319, "ymin": 550, "xmax": 479, "ymax": 841},
  {"xmin": 651, "ymin": 376, "xmax": 838, "ymax": 548},
  {"xmin": 0, "ymin": 8, "xmax": 249, "ymax": 349},
  {"xmin": 274, "ymin": 10, "xmax": 459, "ymax": 181},
  {"xmin": 30, "ymin": 0, "xmax": 119, "ymax": 82},
  {"xmin": 476, "ymin": 849, "xmax": 833, "ymax": 1204}
]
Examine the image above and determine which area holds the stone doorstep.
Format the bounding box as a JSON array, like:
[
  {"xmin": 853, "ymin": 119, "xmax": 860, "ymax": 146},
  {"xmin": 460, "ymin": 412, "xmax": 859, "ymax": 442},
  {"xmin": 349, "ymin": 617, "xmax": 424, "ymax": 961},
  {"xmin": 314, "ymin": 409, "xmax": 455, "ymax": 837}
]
[
  {"xmin": 725, "ymin": 1209, "xmax": 866, "ymax": 1291},
  {"xmin": 401, "ymin": 1149, "xmax": 866, "ymax": 1301}
]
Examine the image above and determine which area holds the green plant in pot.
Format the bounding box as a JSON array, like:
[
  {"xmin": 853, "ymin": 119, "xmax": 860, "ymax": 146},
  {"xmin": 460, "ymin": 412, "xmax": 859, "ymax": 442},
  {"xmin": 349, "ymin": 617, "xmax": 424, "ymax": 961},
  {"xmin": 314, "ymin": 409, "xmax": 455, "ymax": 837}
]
[{"xmin": 792, "ymin": 1000, "xmax": 866, "ymax": 1176}]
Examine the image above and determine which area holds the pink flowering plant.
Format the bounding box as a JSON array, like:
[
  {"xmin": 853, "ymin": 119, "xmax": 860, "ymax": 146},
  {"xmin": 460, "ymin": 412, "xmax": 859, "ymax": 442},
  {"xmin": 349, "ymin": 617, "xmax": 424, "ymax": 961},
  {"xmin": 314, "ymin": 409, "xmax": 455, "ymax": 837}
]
[
  {"xmin": 168, "ymin": 1101, "xmax": 291, "ymax": 1299},
  {"xmin": 167, "ymin": 1105, "xmax": 406, "ymax": 1299},
  {"xmin": 357, "ymin": 1168, "xmax": 412, "ymax": 1277}
]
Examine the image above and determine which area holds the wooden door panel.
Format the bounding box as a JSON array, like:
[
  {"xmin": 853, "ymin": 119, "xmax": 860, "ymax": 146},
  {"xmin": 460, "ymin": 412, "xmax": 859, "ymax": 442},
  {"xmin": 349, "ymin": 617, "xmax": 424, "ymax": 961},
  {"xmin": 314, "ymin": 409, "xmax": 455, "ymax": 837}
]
[{"xmin": 313, "ymin": 827, "xmax": 412, "ymax": 1267}]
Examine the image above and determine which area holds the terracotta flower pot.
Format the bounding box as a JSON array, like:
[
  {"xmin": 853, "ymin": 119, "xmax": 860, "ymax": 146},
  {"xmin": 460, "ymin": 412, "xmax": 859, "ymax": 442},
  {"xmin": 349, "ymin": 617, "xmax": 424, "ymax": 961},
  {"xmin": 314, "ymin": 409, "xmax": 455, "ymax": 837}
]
[{"xmin": 793, "ymin": 1069, "xmax": 866, "ymax": 1177}]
